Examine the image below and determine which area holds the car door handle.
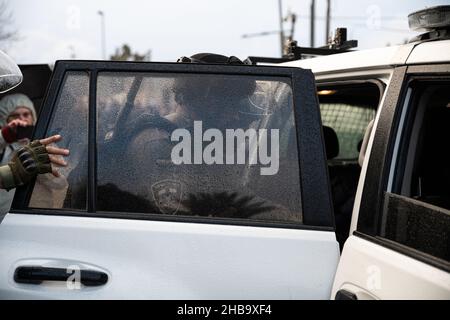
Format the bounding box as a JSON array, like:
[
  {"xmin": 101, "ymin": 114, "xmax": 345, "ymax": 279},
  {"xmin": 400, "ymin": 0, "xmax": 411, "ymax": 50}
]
[
  {"xmin": 335, "ymin": 289, "xmax": 358, "ymax": 300},
  {"xmin": 14, "ymin": 266, "xmax": 108, "ymax": 287}
]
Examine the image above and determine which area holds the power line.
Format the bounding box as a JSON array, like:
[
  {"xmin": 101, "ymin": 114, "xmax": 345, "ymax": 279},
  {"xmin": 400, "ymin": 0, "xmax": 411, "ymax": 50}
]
[
  {"xmin": 296, "ymin": 15, "xmax": 406, "ymax": 21},
  {"xmin": 242, "ymin": 30, "xmax": 281, "ymax": 38}
]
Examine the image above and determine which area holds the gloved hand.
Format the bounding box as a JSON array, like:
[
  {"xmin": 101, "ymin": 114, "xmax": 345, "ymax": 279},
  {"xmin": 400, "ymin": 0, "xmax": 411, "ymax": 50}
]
[
  {"xmin": 0, "ymin": 140, "xmax": 51, "ymax": 191},
  {"xmin": 1, "ymin": 119, "xmax": 29, "ymax": 143}
]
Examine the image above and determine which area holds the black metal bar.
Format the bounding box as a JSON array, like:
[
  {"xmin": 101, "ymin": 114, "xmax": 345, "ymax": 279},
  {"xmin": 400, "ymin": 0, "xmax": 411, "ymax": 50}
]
[
  {"xmin": 292, "ymin": 69, "xmax": 335, "ymax": 227},
  {"xmin": 310, "ymin": 0, "xmax": 315, "ymax": 47},
  {"xmin": 47, "ymin": 60, "xmax": 300, "ymax": 76},
  {"xmin": 246, "ymin": 56, "xmax": 294, "ymax": 65},
  {"xmin": 88, "ymin": 70, "xmax": 98, "ymax": 213},
  {"xmin": 247, "ymin": 46, "xmax": 352, "ymax": 65},
  {"xmin": 292, "ymin": 46, "xmax": 350, "ymax": 56}
]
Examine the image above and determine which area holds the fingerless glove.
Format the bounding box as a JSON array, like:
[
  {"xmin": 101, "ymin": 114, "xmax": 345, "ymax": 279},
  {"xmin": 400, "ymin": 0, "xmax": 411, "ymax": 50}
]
[{"xmin": 0, "ymin": 140, "xmax": 51, "ymax": 191}]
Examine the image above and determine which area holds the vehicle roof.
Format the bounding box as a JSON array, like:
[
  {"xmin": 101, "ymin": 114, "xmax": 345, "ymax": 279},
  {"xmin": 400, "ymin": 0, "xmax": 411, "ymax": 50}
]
[{"xmin": 281, "ymin": 39, "xmax": 450, "ymax": 75}]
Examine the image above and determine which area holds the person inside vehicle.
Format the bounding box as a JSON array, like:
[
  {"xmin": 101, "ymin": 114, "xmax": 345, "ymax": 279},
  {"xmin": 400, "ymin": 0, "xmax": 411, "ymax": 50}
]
[
  {"xmin": 0, "ymin": 92, "xmax": 69, "ymax": 216},
  {"xmin": 64, "ymin": 53, "xmax": 299, "ymax": 222},
  {"xmin": 108, "ymin": 53, "xmax": 299, "ymax": 221},
  {"xmin": 89, "ymin": 54, "xmax": 256, "ymax": 214}
]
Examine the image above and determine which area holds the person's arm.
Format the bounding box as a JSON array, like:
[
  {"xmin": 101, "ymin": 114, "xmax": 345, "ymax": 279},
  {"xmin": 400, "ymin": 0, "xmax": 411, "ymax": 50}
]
[{"xmin": 0, "ymin": 135, "xmax": 69, "ymax": 190}]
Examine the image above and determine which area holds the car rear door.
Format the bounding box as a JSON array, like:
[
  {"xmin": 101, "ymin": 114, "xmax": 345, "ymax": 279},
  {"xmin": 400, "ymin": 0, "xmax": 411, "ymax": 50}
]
[
  {"xmin": 0, "ymin": 61, "xmax": 339, "ymax": 299},
  {"xmin": 332, "ymin": 65, "xmax": 450, "ymax": 299}
]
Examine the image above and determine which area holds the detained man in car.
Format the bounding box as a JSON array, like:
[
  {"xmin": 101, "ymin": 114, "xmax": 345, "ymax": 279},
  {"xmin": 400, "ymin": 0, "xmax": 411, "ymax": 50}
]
[{"xmin": 115, "ymin": 53, "xmax": 300, "ymax": 223}]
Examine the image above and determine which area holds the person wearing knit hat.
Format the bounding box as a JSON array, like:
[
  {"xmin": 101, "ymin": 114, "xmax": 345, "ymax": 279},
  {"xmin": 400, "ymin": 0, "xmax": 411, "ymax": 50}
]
[
  {"xmin": 0, "ymin": 93, "xmax": 37, "ymax": 145},
  {"xmin": 0, "ymin": 93, "xmax": 50, "ymax": 217},
  {"xmin": 0, "ymin": 52, "xmax": 70, "ymax": 222},
  {"xmin": 0, "ymin": 93, "xmax": 38, "ymax": 180}
]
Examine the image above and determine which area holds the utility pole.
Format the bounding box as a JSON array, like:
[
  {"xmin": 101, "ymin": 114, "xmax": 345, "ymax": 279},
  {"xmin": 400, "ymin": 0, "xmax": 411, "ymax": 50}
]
[
  {"xmin": 98, "ymin": 10, "xmax": 106, "ymax": 60},
  {"xmin": 287, "ymin": 12, "xmax": 297, "ymax": 42},
  {"xmin": 278, "ymin": 0, "xmax": 285, "ymax": 57},
  {"xmin": 325, "ymin": 0, "xmax": 331, "ymax": 45},
  {"xmin": 310, "ymin": 0, "xmax": 315, "ymax": 47}
]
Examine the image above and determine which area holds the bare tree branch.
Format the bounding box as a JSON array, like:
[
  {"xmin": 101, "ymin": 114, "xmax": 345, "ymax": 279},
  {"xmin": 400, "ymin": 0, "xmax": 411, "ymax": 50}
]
[{"xmin": 0, "ymin": 1, "xmax": 19, "ymax": 49}]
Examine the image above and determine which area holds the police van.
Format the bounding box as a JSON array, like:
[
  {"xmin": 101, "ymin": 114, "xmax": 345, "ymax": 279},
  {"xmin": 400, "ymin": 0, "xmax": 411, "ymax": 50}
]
[{"xmin": 0, "ymin": 6, "xmax": 448, "ymax": 299}]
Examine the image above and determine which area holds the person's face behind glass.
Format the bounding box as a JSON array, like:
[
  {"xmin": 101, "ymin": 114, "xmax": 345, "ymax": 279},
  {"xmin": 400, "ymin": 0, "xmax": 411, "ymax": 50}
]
[{"xmin": 179, "ymin": 77, "xmax": 256, "ymax": 130}]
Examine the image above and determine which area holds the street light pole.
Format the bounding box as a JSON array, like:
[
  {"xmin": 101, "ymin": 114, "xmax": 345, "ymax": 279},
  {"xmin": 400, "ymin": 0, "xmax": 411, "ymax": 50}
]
[
  {"xmin": 278, "ymin": 0, "xmax": 285, "ymax": 57},
  {"xmin": 310, "ymin": 0, "xmax": 315, "ymax": 47},
  {"xmin": 98, "ymin": 10, "xmax": 106, "ymax": 60},
  {"xmin": 326, "ymin": 0, "xmax": 331, "ymax": 45}
]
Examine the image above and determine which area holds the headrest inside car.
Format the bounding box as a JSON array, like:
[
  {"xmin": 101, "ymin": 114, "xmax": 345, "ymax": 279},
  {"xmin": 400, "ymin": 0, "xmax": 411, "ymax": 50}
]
[
  {"xmin": 358, "ymin": 119, "xmax": 374, "ymax": 167},
  {"xmin": 323, "ymin": 125, "xmax": 339, "ymax": 160}
]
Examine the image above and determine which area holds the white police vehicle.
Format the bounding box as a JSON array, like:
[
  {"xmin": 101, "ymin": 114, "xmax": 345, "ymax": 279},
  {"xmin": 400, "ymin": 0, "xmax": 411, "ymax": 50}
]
[
  {"xmin": 0, "ymin": 6, "xmax": 448, "ymax": 299},
  {"xmin": 279, "ymin": 5, "xmax": 450, "ymax": 299}
]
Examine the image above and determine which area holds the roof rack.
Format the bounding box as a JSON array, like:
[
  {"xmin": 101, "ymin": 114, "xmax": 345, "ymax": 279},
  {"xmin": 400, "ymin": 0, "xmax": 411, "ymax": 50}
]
[{"xmin": 246, "ymin": 28, "xmax": 358, "ymax": 65}]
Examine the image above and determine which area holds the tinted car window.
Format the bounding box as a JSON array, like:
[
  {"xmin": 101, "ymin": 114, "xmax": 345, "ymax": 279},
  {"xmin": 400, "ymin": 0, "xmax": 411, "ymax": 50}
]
[
  {"xmin": 94, "ymin": 72, "xmax": 303, "ymax": 223},
  {"xmin": 29, "ymin": 72, "xmax": 89, "ymax": 210},
  {"xmin": 382, "ymin": 82, "xmax": 450, "ymax": 262}
]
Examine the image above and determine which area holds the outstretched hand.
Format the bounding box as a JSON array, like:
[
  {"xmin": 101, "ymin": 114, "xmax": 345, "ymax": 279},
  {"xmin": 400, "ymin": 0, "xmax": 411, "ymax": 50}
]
[{"xmin": 39, "ymin": 135, "xmax": 70, "ymax": 177}]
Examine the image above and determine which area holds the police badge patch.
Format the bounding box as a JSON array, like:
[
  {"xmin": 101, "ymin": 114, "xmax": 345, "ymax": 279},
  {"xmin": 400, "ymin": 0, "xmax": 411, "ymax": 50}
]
[{"xmin": 151, "ymin": 180, "xmax": 183, "ymax": 215}]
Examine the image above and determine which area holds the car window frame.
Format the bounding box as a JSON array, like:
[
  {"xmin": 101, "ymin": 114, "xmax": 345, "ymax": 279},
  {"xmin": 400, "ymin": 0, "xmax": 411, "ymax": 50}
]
[
  {"xmin": 11, "ymin": 60, "xmax": 335, "ymax": 231},
  {"xmin": 355, "ymin": 63, "xmax": 450, "ymax": 272}
]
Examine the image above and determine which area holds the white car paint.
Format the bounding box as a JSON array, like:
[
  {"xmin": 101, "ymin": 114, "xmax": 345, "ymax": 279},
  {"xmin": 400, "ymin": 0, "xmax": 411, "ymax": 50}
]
[
  {"xmin": 0, "ymin": 214, "xmax": 340, "ymax": 299},
  {"xmin": 331, "ymin": 236, "xmax": 450, "ymax": 300},
  {"xmin": 284, "ymin": 35, "xmax": 450, "ymax": 300},
  {"xmin": 282, "ymin": 43, "xmax": 416, "ymax": 75},
  {"xmin": 406, "ymin": 39, "xmax": 450, "ymax": 65},
  {"xmin": 283, "ymin": 40, "xmax": 450, "ymax": 75}
]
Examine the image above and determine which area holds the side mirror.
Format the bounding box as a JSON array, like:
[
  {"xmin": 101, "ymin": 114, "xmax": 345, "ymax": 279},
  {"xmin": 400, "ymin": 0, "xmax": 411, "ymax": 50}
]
[{"xmin": 0, "ymin": 50, "xmax": 22, "ymax": 93}]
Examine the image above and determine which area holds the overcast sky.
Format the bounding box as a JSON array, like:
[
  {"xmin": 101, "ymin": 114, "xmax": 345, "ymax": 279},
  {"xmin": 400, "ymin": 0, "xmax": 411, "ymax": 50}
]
[{"xmin": 4, "ymin": 0, "xmax": 448, "ymax": 64}]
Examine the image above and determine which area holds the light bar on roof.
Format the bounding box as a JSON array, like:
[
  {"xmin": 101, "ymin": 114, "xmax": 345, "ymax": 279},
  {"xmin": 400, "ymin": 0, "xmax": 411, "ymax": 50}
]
[{"xmin": 408, "ymin": 5, "xmax": 450, "ymax": 31}]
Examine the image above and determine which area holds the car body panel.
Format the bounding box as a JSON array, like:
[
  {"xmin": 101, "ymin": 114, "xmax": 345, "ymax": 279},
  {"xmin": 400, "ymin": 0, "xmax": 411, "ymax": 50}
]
[
  {"xmin": 331, "ymin": 235, "xmax": 450, "ymax": 300},
  {"xmin": 279, "ymin": 34, "xmax": 450, "ymax": 298},
  {"xmin": 406, "ymin": 39, "xmax": 450, "ymax": 65},
  {"xmin": 0, "ymin": 214, "xmax": 340, "ymax": 299},
  {"xmin": 0, "ymin": 61, "xmax": 340, "ymax": 299}
]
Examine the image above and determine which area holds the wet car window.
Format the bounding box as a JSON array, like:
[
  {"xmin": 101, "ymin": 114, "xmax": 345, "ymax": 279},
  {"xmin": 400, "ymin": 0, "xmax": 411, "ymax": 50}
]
[
  {"xmin": 29, "ymin": 72, "xmax": 89, "ymax": 210},
  {"xmin": 95, "ymin": 72, "xmax": 303, "ymax": 223}
]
